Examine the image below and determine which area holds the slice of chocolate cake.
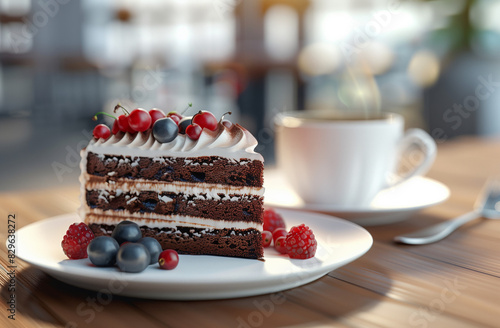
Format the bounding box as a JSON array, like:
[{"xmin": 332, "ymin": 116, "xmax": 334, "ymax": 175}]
[{"xmin": 79, "ymin": 119, "xmax": 264, "ymax": 259}]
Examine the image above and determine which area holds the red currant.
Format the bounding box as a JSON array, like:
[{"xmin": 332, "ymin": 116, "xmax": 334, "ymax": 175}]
[
  {"xmin": 186, "ymin": 123, "xmax": 202, "ymax": 140},
  {"xmin": 158, "ymin": 249, "xmax": 179, "ymax": 270},
  {"xmin": 272, "ymin": 228, "xmax": 287, "ymax": 243},
  {"xmin": 117, "ymin": 115, "xmax": 134, "ymax": 133},
  {"xmin": 111, "ymin": 120, "xmax": 120, "ymax": 134},
  {"xmin": 128, "ymin": 108, "xmax": 152, "ymax": 132},
  {"xmin": 149, "ymin": 108, "xmax": 166, "ymax": 127},
  {"xmin": 192, "ymin": 111, "xmax": 218, "ymax": 131},
  {"xmin": 93, "ymin": 124, "xmax": 111, "ymax": 139},
  {"xmin": 274, "ymin": 236, "xmax": 288, "ymax": 254},
  {"xmin": 262, "ymin": 231, "xmax": 272, "ymax": 248}
]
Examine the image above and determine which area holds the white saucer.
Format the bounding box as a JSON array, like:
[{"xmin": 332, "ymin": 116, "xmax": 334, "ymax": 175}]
[
  {"xmin": 264, "ymin": 171, "xmax": 450, "ymax": 226},
  {"xmin": 15, "ymin": 209, "xmax": 372, "ymax": 300}
]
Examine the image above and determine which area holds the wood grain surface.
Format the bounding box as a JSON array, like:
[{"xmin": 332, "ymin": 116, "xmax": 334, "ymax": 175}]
[{"xmin": 1, "ymin": 136, "xmax": 499, "ymax": 328}]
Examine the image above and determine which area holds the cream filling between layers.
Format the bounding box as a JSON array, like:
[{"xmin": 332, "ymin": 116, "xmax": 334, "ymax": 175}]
[
  {"xmin": 84, "ymin": 177, "xmax": 264, "ymax": 197},
  {"xmin": 83, "ymin": 209, "xmax": 262, "ymax": 230}
]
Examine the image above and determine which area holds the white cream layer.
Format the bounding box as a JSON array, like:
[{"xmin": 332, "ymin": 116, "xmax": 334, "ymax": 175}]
[
  {"xmin": 85, "ymin": 178, "xmax": 264, "ymax": 197},
  {"xmin": 83, "ymin": 208, "xmax": 262, "ymax": 230}
]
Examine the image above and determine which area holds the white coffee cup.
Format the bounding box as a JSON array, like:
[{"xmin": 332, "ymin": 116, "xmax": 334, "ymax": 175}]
[{"xmin": 274, "ymin": 111, "xmax": 437, "ymax": 206}]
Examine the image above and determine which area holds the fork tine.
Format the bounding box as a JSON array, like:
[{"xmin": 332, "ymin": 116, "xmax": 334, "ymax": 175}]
[
  {"xmin": 486, "ymin": 177, "xmax": 500, "ymax": 193},
  {"xmin": 477, "ymin": 177, "xmax": 500, "ymax": 218},
  {"xmin": 474, "ymin": 177, "xmax": 500, "ymax": 210}
]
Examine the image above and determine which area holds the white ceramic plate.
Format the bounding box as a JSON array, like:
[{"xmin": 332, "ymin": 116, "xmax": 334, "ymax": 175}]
[
  {"xmin": 15, "ymin": 209, "xmax": 372, "ymax": 300},
  {"xmin": 265, "ymin": 171, "xmax": 450, "ymax": 226}
]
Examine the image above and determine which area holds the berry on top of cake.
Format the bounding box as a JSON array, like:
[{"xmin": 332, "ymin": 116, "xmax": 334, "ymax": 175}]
[{"xmin": 80, "ymin": 105, "xmax": 264, "ymax": 259}]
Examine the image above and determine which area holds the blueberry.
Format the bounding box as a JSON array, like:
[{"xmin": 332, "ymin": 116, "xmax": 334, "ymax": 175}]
[
  {"xmin": 111, "ymin": 221, "xmax": 142, "ymax": 245},
  {"xmin": 153, "ymin": 117, "xmax": 178, "ymax": 143},
  {"xmin": 138, "ymin": 237, "xmax": 163, "ymax": 264},
  {"xmin": 178, "ymin": 116, "xmax": 192, "ymax": 134},
  {"xmin": 87, "ymin": 236, "xmax": 120, "ymax": 267},
  {"xmin": 116, "ymin": 243, "xmax": 150, "ymax": 273}
]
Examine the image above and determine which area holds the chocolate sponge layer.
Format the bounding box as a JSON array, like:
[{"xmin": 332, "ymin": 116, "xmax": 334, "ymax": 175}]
[
  {"xmin": 86, "ymin": 190, "xmax": 264, "ymax": 223},
  {"xmin": 89, "ymin": 223, "xmax": 264, "ymax": 259},
  {"xmin": 86, "ymin": 152, "xmax": 264, "ymax": 187}
]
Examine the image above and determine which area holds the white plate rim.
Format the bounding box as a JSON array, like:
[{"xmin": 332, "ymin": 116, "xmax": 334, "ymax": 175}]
[{"xmin": 14, "ymin": 209, "xmax": 373, "ymax": 300}]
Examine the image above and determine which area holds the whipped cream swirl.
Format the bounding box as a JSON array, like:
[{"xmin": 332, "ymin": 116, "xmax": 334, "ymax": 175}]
[{"xmin": 85, "ymin": 122, "xmax": 263, "ymax": 161}]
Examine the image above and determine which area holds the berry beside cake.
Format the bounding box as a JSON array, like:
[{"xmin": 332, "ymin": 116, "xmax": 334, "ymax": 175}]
[{"xmin": 79, "ymin": 107, "xmax": 264, "ymax": 259}]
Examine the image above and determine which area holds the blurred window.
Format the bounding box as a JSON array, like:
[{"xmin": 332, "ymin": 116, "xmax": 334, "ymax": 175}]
[
  {"xmin": 81, "ymin": 0, "xmax": 236, "ymax": 66},
  {"xmin": 264, "ymin": 5, "xmax": 299, "ymax": 61},
  {"xmin": 0, "ymin": 0, "xmax": 31, "ymax": 16},
  {"xmin": 0, "ymin": 0, "xmax": 32, "ymax": 53}
]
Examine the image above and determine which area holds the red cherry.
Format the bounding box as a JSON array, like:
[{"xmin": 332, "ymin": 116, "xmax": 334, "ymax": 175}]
[
  {"xmin": 158, "ymin": 249, "xmax": 179, "ymax": 270},
  {"xmin": 274, "ymin": 236, "xmax": 288, "ymax": 254},
  {"xmin": 111, "ymin": 120, "xmax": 120, "ymax": 134},
  {"xmin": 192, "ymin": 111, "xmax": 218, "ymax": 131},
  {"xmin": 262, "ymin": 231, "xmax": 273, "ymax": 248},
  {"xmin": 128, "ymin": 108, "xmax": 152, "ymax": 132},
  {"xmin": 186, "ymin": 123, "xmax": 202, "ymax": 140},
  {"xmin": 117, "ymin": 115, "xmax": 134, "ymax": 133},
  {"xmin": 93, "ymin": 124, "xmax": 111, "ymax": 139},
  {"xmin": 272, "ymin": 228, "xmax": 287, "ymax": 243},
  {"xmin": 169, "ymin": 115, "xmax": 181, "ymax": 125},
  {"xmin": 149, "ymin": 108, "xmax": 166, "ymax": 127},
  {"xmin": 167, "ymin": 112, "xmax": 182, "ymax": 125}
]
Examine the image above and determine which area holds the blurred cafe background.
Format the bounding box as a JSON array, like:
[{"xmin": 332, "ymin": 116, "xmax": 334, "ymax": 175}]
[{"xmin": 2, "ymin": 0, "xmax": 500, "ymax": 191}]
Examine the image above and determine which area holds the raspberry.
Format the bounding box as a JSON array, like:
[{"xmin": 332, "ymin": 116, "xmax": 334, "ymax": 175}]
[
  {"xmin": 285, "ymin": 224, "xmax": 317, "ymax": 259},
  {"xmin": 263, "ymin": 208, "xmax": 286, "ymax": 233},
  {"xmin": 61, "ymin": 223, "xmax": 95, "ymax": 259}
]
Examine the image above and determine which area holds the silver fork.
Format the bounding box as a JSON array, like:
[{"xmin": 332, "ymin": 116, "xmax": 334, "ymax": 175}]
[{"xmin": 394, "ymin": 177, "xmax": 500, "ymax": 245}]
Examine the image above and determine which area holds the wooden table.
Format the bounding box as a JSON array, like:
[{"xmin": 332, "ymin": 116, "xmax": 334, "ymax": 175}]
[{"xmin": 2, "ymin": 136, "xmax": 500, "ymax": 328}]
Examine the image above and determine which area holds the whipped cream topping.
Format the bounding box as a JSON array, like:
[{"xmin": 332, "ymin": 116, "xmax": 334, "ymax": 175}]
[{"xmin": 85, "ymin": 123, "xmax": 263, "ymax": 162}]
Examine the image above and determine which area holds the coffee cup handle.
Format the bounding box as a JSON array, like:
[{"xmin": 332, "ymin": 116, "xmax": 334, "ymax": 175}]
[{"xmin": 388, "ymin": 128, "xmax": 437, "ymax": 187}]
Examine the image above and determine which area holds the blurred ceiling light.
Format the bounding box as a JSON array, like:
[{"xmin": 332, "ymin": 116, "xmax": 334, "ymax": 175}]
[
  {"xmin": 304, "ymin": 11, "xmax": 352, "ymax": 43},
  {"xmin": 356, "ymin": 41, "xmax": 394, "ymax": 75},
  {"xmin": 297, "ymin": 43, "xmax": 341, "ymax": 76},
  {"xmin": 264, "ymin": 5, "xmax": 299, "ymax": 61},
  {"xmin": 470, "ymin": 0, "xmax": 500, "ymax": 31},
  {"xmin": 383, "ymin": 2, "xmax": 432, "ymax": 42},
  {"xmin": 407, "ymin": 50, "xmax": 440, "ymax": 87},
  {"xmin": 0, "ymin": 0, "xmax": 30, "ymax": 16}
]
